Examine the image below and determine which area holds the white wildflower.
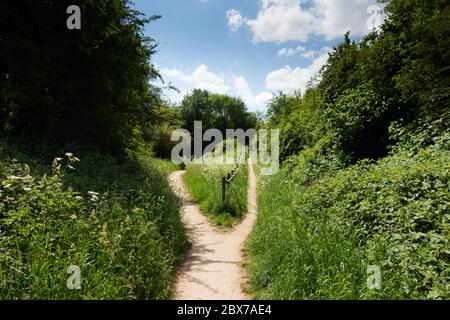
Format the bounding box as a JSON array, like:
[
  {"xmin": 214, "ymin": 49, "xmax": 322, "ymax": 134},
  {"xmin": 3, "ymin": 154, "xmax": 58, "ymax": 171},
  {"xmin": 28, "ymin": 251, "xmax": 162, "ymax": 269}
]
[{"xmin": 88, "ymin": 191, "xmax": 100, "ymax": 202}]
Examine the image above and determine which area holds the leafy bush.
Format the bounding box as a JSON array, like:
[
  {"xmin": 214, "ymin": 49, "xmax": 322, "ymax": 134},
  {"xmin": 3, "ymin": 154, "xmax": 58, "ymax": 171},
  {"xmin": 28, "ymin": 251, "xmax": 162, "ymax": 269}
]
[
  {"xmin": 389, "ymin": 111, "xmax": 450, "ymax": 155},
  {"xmin": 324, "ymin": 84, "xmax": 391, "ymax": 160},
  {"xmin": 184, "ymin": 162, "xmax": 248, "ymax": 228},
  {"xmin": 247, "ymin": 140, "xmax": 449, "ymax": 300},
  {"xmin": 0, "ymin": 141, "xmax": 188, "ymax": 299}
]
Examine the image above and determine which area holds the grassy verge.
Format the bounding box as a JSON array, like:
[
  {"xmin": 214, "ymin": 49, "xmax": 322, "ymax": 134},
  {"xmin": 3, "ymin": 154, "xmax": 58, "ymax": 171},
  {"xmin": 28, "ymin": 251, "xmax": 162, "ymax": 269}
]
[
  {"xmin": 183, "ymin": 162, "xmax": 248, "ymax": 228},
  {"xmin": 247, "ymin": 139, "xmax": 450, "ymax": 300},
  {"xmin": 0, "ymin": 139, "xmax": 188, "ymax": 299}
]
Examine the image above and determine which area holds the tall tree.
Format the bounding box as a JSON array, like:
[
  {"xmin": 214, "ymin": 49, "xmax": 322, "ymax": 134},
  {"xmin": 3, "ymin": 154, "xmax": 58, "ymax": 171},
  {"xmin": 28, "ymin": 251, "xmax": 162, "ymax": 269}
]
[{"xmin": 0, "ymin": 0, "xmax": 161, "ymax": 153}]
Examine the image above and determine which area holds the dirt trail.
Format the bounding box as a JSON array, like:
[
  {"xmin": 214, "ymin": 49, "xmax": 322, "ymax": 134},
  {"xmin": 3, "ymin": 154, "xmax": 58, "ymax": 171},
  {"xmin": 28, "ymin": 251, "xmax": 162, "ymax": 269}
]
[{"xmin": 168, "ymin": 159, "xmax": 257, "ymax": 300}]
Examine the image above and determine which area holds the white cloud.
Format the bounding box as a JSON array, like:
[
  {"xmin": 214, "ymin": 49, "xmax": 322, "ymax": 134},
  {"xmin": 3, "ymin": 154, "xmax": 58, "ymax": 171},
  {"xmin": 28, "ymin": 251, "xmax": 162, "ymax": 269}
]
[
  {"xmin": 159, "ymin": 51, "xmax": 333, "ymax": 112},
  {"xmin": 266, "ymin": 50, "xmax": 329, "ymax": 94},
  {"xmin": 278, "ymin": 45, "xmax": 316, "ymax": 59},
  {"xmin": 228, "ymin": 0, "xmax": 383, "ymax": 43},
  {"xmin": 301, "ymin": 50, "xmax": 316, "ymax": 59},
  {"xmin": 160, "ymin": 64, "xmax": 229, "ymax": 95},
  {"xmin": 160, "ymin": 64, "xmax": 272, "ymax": 111},
  {"xmin": 226, "ymin": 9, "xmax": 246, "ymax": 32},
  {"xmin": 234, "ymin": 76, "xmax": 273, "ymax": 112}
]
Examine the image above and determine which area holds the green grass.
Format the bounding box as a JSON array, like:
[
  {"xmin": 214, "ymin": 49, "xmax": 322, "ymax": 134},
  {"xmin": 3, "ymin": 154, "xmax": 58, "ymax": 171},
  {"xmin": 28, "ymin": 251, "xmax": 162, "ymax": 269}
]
[
  {"xmin": 0, "ymin": 139, "xmax": 188, "ymax": 300},
  {"xmin": 152, "ymin": 158, "xmax": 182, "ymax": 174},
  {"xmin": 247, "ymin": 138, "xmax": 450, "ymax": 300},
  {"xmin": 183, "ymin": 162, "xmax": 248, "ymax": 228}
]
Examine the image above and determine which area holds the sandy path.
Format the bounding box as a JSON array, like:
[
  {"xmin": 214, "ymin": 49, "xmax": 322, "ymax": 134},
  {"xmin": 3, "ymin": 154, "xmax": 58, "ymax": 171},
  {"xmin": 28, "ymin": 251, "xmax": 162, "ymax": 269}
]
[{"xmin": 168, "ymin": 159, "xmax": 257, "ymax": 300}]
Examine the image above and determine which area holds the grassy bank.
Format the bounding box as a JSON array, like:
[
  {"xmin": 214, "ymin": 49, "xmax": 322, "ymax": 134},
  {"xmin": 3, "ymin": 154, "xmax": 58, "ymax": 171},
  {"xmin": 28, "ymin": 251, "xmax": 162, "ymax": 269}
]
[
  {"xmin": 183, "ymin": 161, "xmax": 248, "ymax": 228},
  {"xmin": 0, "ymin": 139, "xmax": 188, "ymax": 300},
  {"xmin": 247, "ymin": 136, "xmax": 450, "ymax": 300}
]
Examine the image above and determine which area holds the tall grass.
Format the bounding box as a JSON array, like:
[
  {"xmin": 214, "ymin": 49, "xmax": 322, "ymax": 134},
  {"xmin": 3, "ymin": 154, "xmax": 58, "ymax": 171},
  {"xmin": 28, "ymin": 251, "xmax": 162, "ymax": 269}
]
[
  {"xmin": 247, "ymin": 138, "xmax": 450, "ymax": 300},
  {"xmin": 183, "ymin": 162, "xmax": 248, "ymax": 228},
  {"xmin": 0, "ymin": 139, "xmax": 188, "ymax": 300}
]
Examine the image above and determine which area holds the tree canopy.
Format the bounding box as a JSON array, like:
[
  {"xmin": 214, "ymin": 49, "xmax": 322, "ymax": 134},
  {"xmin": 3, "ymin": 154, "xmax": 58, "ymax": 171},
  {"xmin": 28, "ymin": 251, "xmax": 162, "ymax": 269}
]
[
  {"xmin": 0, "ymin": 0, "xmax": 162, "ymax": 153},
  {"xmin": 179, "ymin": 89, "xmax": 257, "ymax": 135}
]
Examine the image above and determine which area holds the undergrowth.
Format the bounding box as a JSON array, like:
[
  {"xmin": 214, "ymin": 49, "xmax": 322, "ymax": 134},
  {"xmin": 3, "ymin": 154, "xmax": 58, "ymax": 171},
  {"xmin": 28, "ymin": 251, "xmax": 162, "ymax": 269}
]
[
  {"xmin": 247, "ymin": 133, "xmax": 450, "ymax": 299},
  {"xmin": 0, "ymin": 139, "xmax": 188, "ymax": 299}
]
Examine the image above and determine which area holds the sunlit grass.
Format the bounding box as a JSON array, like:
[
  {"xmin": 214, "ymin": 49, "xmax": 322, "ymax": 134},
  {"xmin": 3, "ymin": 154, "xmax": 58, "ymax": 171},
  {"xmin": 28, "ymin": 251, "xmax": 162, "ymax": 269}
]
[{"xmin": 183, "ymin": 159, "xmax": 248, "ymax": 228}]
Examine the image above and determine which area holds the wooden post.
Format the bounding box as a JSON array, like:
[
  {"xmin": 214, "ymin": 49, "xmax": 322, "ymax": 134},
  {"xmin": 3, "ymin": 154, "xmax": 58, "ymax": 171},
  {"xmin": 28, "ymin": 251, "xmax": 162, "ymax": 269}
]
[{"xmin": 222, "ymin": 176, "xmax": 226, "ymax": 211}]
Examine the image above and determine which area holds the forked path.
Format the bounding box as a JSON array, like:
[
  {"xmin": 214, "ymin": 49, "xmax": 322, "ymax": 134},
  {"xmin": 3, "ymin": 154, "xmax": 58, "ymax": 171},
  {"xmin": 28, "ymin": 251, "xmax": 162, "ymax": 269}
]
[{"xmin": 168, "ymin": 159, "xmax": 257, "ymax": 300}]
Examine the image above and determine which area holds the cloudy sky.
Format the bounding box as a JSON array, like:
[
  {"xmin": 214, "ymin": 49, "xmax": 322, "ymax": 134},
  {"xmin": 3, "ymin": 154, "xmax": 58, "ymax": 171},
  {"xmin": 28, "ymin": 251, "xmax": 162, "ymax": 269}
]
[{"xmin": 133, "ymin": 0, "xmax": 384, "ymax": 112}]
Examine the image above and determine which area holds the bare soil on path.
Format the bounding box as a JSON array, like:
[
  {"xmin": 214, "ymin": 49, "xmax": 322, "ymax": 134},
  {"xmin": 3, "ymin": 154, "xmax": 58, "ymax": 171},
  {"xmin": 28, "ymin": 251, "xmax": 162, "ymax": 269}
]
[{"xmin": 168, "ymin": 159, "xmax": 257, "ymax": 300}]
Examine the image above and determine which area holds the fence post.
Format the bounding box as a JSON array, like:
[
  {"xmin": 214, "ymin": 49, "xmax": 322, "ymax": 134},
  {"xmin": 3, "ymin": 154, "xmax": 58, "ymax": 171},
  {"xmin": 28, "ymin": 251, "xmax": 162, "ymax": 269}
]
[
  {"xmin": 222, "ymin": 176, "xmax": 226, "ymax": 210},
  {"xmin": 221, "ymin": 157, "xmax": 242, "ymax": 213}
]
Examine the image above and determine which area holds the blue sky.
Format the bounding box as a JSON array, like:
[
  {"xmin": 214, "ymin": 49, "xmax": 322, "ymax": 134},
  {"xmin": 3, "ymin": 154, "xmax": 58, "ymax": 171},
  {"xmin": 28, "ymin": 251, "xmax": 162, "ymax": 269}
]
[{"xmin": 132, "ymin": 0, "xmax": 383, "ymax": 112}]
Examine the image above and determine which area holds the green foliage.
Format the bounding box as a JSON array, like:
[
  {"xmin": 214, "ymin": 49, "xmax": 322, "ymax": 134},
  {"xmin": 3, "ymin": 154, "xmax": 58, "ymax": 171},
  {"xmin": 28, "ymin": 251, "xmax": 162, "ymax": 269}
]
[
  {"xmin": 382, "ymin": 0, "xmax": 450, "ymax": 115},
  {"xmin": 249, "ymin": 0, "xmax": 450, "ymax": 300},
  {"xmin": 0, "ymin": 1, "xmax": 190, "ymax": 300},
  {"xmin": 389, "ymin": 111, "xmax": 450, "ymax": 155},
  {"xmin": 0, "ymin": 0, "xmax": 162, "ymax": 153},
  {"xmin": 0, "ymin": 140, "xmax": 188, "ymax": 299},
  {"xmin": 141, "ymin": 103, "xmax": 183, "ymax": 159},
  {"xmin": 184, "ymin": 162, "xmax": 248, "ymax": 228},
  {"xmin": 180, "ymin": 89, "xmax": 257, "ymax": 134},
  {"xmin": 319, "ymin": 32, "xmax": 361, "ymax": 105},
  {"xmin": 267, "ymin": 88, "xmax": 325, "ymax": 161},
  {"xmin": 248, "ymin": 140, "xmax": 449, "ymax": 300},
  {"xmin": 264, "ymin": 1, "xmax": 450, "ymax": 164},
  {"xmin": 323, "ymin": 83, "xmax": 390, "ymax": 160}
]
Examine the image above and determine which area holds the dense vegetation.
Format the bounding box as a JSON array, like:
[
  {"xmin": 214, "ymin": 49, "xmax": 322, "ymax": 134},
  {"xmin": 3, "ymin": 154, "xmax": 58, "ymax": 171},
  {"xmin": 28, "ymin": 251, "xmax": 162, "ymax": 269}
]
[
  {"xmin": 0, "ymin": 0, "xmax": 190, "ymax": 299},
  {"xmin": 0, "ymin": 139, "xmax": 188, "ymax": 299},
  {"xmin": 247, "ymin": 0, "xmax": 450, "ymax": 300},
  {"xmin": 1, "ymin": 0, "xmax": 448, "ymax": 301},
  {"xmin": 0, "ymin": 0, "xmax": 258, "ymax": 299},
  {"xmin": 0, "ymin": 0, "xmax": 170, "ymax": 153}
]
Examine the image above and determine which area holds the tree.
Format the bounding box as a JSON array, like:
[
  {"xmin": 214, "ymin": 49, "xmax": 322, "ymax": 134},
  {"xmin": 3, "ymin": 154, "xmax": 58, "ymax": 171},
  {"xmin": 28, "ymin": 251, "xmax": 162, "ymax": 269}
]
[
  {"xmin": 179, "ymin": 89, "xmax": 256, "ymax": 134},
  {"xmin": 0, "ymin": 0, "xmax": 162, "ymax": 153}
]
